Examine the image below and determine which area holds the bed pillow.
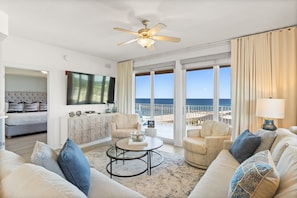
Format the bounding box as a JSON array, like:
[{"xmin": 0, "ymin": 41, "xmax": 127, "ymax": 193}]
[
  {"xmin": 229, "ymin": 129, "xmax": 261, "ymax": 163},
  {"xmin": 8, "ymin": 103, "xmax": 24, "ymax": 113},
  {"xmin": 24, "ymin": 102, "xmax": 39, "ymax": 112},
  {"xmin": 58, "ymin": 138, "xmax": 90, "ymax": 196},
  {"xmin": 228, "ymin": 150, "xmax": 280, "ymax": 198},
  {"xmin": 31, "ymin": 141, "xmax": 65, "ymax": 178},
  {"xmin": 39, "ymin": 102, "xmax": 47, "ymax": 111}
]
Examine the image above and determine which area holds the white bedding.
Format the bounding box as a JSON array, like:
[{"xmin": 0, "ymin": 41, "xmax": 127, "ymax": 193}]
[{"xmin": 5, "ymin": 112, "xmax": 47, "ymax": 125}]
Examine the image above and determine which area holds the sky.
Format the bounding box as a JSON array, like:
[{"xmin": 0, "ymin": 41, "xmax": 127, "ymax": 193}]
[{"xmin": 135, "ymin": 67, "xmax": 231, "ymax": 99}]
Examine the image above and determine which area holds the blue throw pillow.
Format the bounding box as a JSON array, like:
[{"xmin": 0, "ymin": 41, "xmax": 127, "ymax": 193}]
[
  {"xmin": 57, "ymin": 138, "xmax": 90, "ymax": 195},
  {"xmin": 229, "ymin": 129, "xmax": 261, "ymax": 163}
]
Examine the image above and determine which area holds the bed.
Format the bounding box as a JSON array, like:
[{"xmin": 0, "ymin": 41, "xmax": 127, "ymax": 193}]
[{"xmin": 5, "ymin": 91, "xmax": 47, "ymax": 138}]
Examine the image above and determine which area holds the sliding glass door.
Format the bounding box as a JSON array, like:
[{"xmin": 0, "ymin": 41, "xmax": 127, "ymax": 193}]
[{"xmin": 135, "ymin": 70, "xmax": 174, "ymax": 140}]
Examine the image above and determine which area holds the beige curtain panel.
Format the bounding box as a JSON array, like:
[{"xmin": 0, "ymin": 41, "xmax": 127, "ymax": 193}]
[
  {"xmin": 231, "ymin": 26, "xmax": 297, "ymax": 138},
  {"xmin": 116, "ymin": 60, "xmax": 134, "ymax": 114}
]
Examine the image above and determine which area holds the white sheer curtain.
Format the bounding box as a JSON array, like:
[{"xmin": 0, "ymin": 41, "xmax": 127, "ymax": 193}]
[
  {"xmin": 231, "ymin": 26, "xmax": 297, "ymax": 138},
  {"xmin": 116, "ymin": 60, "xmax": 134, "ymax": 114}
]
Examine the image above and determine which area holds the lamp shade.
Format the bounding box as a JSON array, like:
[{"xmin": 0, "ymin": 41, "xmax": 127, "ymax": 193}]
[{"xmin": 256, "ymin": 98, "xmax": 285, "ymax": 119}]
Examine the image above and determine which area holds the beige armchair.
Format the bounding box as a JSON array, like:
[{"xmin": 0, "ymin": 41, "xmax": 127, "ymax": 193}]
[
  {"xmin": 183, "ymin": 120, "xmax": 232, "ymax": 169},
  {"xmin": 111, "ymin": 113, "xmax": 141, "ymax": 145}
]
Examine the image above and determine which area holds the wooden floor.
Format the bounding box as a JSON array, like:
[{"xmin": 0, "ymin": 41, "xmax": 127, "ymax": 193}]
[{"xmin": 5, "ymin": 133, "xmax": 184, "ymax": 162}]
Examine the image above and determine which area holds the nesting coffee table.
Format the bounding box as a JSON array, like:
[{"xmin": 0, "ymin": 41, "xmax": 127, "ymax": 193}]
[{"xmin": 106, "ymin": 136, "xmax": 163, "ymax": 178}]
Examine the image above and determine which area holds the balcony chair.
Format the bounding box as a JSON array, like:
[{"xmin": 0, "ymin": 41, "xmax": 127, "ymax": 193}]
[
  {"xmin": 111, "ymin": 113, "xmax": 141, "ymax": 145},
  {"xmin": 183, "ymin": 120, "xmax": 232, "ymax": 169}
]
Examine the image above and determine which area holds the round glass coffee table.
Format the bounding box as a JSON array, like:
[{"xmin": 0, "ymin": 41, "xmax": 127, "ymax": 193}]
[{"xmin": 106, "ymin": 136, "xmax": 164, "ymax": 178}]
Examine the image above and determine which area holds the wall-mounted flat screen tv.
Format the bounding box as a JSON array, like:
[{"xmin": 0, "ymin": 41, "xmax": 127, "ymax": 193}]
[{"xmin": 66, "ymin": 71, "xmax": 115, "ymax": 105}]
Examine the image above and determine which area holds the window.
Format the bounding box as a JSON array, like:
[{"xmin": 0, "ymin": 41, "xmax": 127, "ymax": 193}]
[{"xmin": 185, "ymin": 66, "xmax": 231, "ymax": 128}]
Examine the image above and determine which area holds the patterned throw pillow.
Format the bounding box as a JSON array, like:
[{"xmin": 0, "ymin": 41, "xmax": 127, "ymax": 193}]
[{"xmin": 228, "ymin": 150, "xmax": 280, "ymax": 198}]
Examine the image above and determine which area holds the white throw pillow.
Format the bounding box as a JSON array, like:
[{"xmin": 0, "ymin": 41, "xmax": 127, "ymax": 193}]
[
  {"xmin": 31, "ymin": 141, "xmax": 65, "ymax": 178},
  {"xmin": 228, "ymin": 150, "xmax": 280, "ymax": 198},
  {"xmin": 0, "ymin": 163, "xmax": 87, "ymax": 198},
  {"xmin": 254, "ymin": 129, "xmax": 277, "ymax": 153}
]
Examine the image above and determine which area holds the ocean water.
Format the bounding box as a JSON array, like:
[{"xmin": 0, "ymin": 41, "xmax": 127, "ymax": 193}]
[{"xmin": 135, "ymin": 98, "xmax": 231, "ymax": 106}]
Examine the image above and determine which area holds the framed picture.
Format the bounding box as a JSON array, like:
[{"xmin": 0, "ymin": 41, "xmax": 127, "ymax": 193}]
[{"xmin": 147, "ymin": 120, "xmax": 155, "ymax": 128}]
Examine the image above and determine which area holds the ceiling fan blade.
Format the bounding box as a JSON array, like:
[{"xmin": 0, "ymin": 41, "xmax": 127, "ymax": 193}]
[
  {"xmin": 152, "ymin": 35, "xmax": 181, "ymax": 42},
  {"xmin": 117, "ymin": 38, "xmax": 139, "ymax": 46},
  {"xmin": 148, "ymin": 23, "xmax": 166, "ymax": 35},
  {"xmin": 113, "ymin": 27, "xmax": 139, "ymax": 35}
]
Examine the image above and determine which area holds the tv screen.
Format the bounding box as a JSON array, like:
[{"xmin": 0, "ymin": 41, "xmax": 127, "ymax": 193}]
[{"xmin": 66, "ymin": 71, "xmax": 115, "ymax": 105}]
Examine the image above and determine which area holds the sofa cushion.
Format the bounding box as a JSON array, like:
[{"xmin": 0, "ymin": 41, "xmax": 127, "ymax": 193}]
[
  {"xmin": 31, "ymin": 141, "xmax": 65, "ymax": 178},
  {"xmin": 228, "ymin": 150, "xmax": 280, "ymax": 198},
  {"xmin": 189, "ymin": 149, "xmax": 239, "ymax": 198},
  {"xmin": 270, "ymin": 128, "xmax": 297, "ymax": 165},
  {"xmin": 0, "ymin": 150, "xmax": 25, "ymax": 180},
  {"xmin": 58, "ymin": 138, "xmax": 90, "ymax": 196},
  {"xmin": 274, "ymin": 146, "xmax": 297, "ymax": 197},
  {"xmin": 0, "ymin": 163, "xmax": 87, "ymax": 198},
  {"xmin": 88, "ymin": 168, "xmax": 145, "ymax": 198},
  {"xmin": 254, "ymin": 129, "xmax": 277, "ymax": 153},
  {"xmin": 200, "ymin": 120, "xmax": 215, "ymax": 137},
  {"xmin": 212, "ymin": 122, "xmax": 230, "ymax": 136},
  {"xmin": 229, "ymin": 129, "xmax": 261, "ymax": 163}
]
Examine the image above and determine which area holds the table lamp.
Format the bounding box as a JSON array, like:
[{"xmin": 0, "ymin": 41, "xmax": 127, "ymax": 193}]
[{"xmin": 256, "ymin": 98, "xmax": 285, "ymax": 131}]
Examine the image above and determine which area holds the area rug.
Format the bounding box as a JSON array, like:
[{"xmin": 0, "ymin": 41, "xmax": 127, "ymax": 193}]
[{"xmin": 84, "ymin": 146, "xmax": 205, "ymax": 198}]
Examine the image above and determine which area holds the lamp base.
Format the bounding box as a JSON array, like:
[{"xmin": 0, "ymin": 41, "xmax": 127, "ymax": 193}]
[{"xmin": 262, "ymin": 120, "xmax": 277, "ymax": 131}]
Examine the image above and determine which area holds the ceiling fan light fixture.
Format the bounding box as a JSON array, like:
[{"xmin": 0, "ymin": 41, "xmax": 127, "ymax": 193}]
[{"xmin": 137, "ymin": 38, "xmax": 155, "ymax": 48}]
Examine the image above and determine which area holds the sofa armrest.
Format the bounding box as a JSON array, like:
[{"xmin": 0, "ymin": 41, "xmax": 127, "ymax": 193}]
[
  {"xmin": 223, "ymin": 140, "xmax": 233, "ymax": 150},
  {"xmin": 187, "ymin": 127, "xmax": 202, "ymax": 137}
]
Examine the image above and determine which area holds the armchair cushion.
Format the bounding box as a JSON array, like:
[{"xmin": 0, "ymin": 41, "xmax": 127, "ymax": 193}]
[
  {"xmin": 183, "ymin": 137, "xmax": 207, "ymax": 154},
  {"xmin": 115, "ymin": 114, "xmax": 139, "ymax": 129},
  {"xmin": 213, "ymin": 122, "xmax": 231, "ymax": 136},
  {"xmin": 200, "ymin": 120, "xmax": 215, "ymax": 137}
]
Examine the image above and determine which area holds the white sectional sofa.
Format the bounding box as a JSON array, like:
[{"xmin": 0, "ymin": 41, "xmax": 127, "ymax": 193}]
[
  {"xmin": 0, "ymin": 148, "xmax": 145, "ymax": 198},
  {"xmin": 188, "ymin": 128, "xmax": 297, "ymax": 197}
]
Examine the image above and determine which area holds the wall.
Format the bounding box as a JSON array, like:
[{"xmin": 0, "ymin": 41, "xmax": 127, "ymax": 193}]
[
  {"xmin": 5, "ymin": 74, "xmax": 47, "ymax": 92},
  {"xmin": 2, "ymin": 36, "xmax": 117, "ymax": 149}
]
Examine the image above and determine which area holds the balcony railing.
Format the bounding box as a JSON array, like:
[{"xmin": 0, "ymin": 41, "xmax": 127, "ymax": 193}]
[{"xmin": 135, "ymin": 103, "xmax": 232, "ymax": 126}]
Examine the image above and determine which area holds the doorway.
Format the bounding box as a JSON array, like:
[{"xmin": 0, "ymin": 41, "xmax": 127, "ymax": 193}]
[{"xmin": 4, "ymin": 67, "xmax": 48, "ymax": 162}]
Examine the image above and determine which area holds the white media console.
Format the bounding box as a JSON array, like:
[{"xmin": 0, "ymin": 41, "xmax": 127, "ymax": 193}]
[{"xmin": 60, "ymin": 113, "xmax": 118, "ymax": 147}]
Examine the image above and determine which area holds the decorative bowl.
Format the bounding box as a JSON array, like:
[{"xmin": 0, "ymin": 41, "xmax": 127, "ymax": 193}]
[{"xmin": 130, "ymin": 131, "xmax": 145, "ymax": 142}]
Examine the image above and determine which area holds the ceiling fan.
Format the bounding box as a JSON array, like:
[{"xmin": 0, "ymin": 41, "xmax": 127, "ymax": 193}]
[{"xmin": 113, "ymin": 19, "xmax": 181, "ymax": 49}]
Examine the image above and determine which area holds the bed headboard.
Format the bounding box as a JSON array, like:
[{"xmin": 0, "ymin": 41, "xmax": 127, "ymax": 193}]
[{"xmin": 5, "ymin": 91, "xmax": 47, "ymax": 103}]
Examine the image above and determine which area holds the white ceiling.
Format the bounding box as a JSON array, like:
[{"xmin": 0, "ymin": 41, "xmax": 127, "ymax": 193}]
[{"xmin": 0, "ymin": 0, "xmax": 296, "ymax": 62}]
